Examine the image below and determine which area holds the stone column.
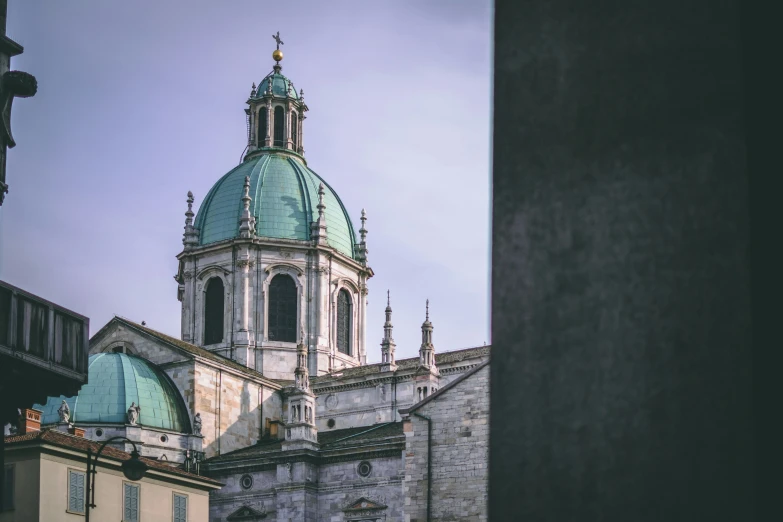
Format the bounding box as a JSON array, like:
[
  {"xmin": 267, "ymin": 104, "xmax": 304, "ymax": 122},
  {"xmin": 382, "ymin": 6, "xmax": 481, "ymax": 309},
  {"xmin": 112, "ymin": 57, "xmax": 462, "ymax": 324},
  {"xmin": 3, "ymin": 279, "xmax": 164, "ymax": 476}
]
[
  {"xmin": 490, "ymin": 1, "xmax": 752, "ymax": 521},
  {"xmin": 181, "ymin": 269, "xmax": 195, "ymax": 342},
  {"xmin": 265, "ymin": 102, "xmax": 272, "ymax": 147}
]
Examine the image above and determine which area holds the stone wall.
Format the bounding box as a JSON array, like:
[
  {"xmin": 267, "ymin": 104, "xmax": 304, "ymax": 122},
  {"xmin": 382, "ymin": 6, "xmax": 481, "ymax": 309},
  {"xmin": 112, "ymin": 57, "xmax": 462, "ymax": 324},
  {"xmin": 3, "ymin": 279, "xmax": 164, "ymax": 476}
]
[{"xmin": 403, "ymin": 363, "xmax": 489, "ymax": 522}]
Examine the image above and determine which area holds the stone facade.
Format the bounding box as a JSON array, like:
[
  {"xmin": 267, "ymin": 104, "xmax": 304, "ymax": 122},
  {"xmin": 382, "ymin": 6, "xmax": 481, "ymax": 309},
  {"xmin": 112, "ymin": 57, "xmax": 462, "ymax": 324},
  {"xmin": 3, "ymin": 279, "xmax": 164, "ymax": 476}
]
[{"xmin": 402, "ymin": 362, "xmax": 489, "ymax": 522}]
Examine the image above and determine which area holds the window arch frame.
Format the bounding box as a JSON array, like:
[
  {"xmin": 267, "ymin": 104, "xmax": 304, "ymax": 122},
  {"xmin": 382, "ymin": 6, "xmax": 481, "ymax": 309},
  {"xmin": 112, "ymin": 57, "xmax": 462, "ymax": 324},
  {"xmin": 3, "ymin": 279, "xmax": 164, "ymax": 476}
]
[
  {"xmin": 265, "ymin": 271, "xmax": 300, "ymax": 344},
  {"xmin": 203, "ymin": 276, "xmax": 226, "ymax": 346},
  {"xmin": 257, "ymin": 107, "xmax": 268, "ymax": 147},
  {"xmin": 336, "ymin": 288, "xmax": 352, "ymax": 356},
  {"xmin": 290, "ymin": 111, "xmax": 298, "ymax": 151},
  {"xmin": 194, "ymin": 267, "xmax": 231, "ymax": 347},
  {"xmin": 273, "ymin": 106, "xmax": 284, "ymax": 147},
  {"xmin": 331, "ymin": 280, "xmax": 359, "ymax": 359}
]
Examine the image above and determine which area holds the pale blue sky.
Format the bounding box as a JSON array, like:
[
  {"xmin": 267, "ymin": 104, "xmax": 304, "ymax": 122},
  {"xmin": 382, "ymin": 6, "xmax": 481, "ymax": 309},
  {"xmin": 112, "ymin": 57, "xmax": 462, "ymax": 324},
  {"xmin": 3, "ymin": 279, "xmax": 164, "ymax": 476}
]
[{"xmin": 0, "ymin": 0, "xmax": 492, "ymax": 362}]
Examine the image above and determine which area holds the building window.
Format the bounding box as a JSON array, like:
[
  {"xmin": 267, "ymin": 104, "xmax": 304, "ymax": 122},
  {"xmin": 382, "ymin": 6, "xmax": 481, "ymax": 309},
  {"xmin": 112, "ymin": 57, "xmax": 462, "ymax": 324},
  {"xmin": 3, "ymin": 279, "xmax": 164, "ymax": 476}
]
[
  {"xmin": 0, "ymin": 286, "xmax": 12, "ymax": 346},
  {"xmin": 291, "ymin": 113, "xmax": 298, "ymax": 150},
  {"xmin": 203, "ymin": 277, "xmax": 224, "ymax": 345},
  {"xmin": 273, "ymin": 106, "xmax": 284, "ymax": 147},
  {"xmin": 173, "ymin": 493, "xmax": 188, "ymax": 522},
  {"xmin": 124, "ymin": 483, "xmax": 140, "ymax": 522},
  {"xmin": 16, "ymin": 296, "xmax": 48, "ymax": 358},
  {"xmin": 67, "ymin": 469, "xmax": 85, "ymax": 514},
  {"xmin": 268, "ymin": 274, "xmax": 296, "ymax": 342},
  {"xmin": 258, "ymin": 109, "xmax": 267, "ymax": 146},
  {"xmin": 2, "ymin": 465, "xmax": 14, "ymax": 511},
  {"xmin": 336, "ymin": 289, "xmax": 352, "ymax": 355}
]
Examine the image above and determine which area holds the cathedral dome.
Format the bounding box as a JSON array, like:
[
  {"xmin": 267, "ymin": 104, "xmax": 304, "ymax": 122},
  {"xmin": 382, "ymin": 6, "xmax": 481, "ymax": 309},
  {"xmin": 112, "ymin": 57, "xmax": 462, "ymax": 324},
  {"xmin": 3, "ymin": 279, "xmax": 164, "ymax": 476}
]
[
  {"xmin": 194, "ymin": 152, "xmax": 358, "ymax": 259},
  {"xmin": 36, "ymin": 353, "xmax": 191, "ymax": 433}
]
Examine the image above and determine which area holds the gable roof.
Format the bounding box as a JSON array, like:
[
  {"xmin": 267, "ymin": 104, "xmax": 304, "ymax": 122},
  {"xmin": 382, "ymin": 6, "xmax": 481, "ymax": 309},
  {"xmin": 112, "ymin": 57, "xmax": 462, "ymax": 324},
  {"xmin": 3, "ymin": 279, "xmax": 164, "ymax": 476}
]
[
  {"xmin": 399, "ymin": 359, "xmax": 490, "ymax": 414},
  {"xmin": 92, "ymin": 317, "xmax": 281, "ymax": 389},
  {"xmin": 4, "ymin": 429, "xmax": 222, "ymax": 487}
]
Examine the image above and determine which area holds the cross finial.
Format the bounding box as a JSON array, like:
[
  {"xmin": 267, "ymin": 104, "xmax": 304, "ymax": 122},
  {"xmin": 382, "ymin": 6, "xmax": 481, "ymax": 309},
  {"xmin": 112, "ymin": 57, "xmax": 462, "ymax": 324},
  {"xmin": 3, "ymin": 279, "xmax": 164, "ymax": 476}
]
[{"xmin": 272, "ymin": 31, "xmax": 284, "ymax": 50}]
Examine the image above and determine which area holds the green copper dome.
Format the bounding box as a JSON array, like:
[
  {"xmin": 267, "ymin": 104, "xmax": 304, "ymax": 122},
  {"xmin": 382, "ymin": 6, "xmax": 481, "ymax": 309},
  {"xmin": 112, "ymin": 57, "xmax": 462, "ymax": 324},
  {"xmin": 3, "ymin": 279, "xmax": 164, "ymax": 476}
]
[
  {"xmin": 256, "ymin": 72, "xmax": 300, "ymax": 99},
  {"xmin": 194, "ymin": 152, "xmax": 358, "ymax": 259},
  {"xmin": 36, "ymin": 353, "xmax": 192, "ymax": 433}
]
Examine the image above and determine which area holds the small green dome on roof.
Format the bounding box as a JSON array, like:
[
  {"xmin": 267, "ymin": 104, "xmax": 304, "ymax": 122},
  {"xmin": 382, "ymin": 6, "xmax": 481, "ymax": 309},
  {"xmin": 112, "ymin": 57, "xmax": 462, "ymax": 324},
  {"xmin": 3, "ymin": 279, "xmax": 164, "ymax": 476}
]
[
  {"xmin": 36, "ymin": 353, "xmax": 192, "ymax": 433},
  {"xmin": 256, "ymin": 72, "xmax": 300, "ymax": 99},
  {"xmin": 194, "ymin": 152, "xmax": 358, "ymax": 259}
]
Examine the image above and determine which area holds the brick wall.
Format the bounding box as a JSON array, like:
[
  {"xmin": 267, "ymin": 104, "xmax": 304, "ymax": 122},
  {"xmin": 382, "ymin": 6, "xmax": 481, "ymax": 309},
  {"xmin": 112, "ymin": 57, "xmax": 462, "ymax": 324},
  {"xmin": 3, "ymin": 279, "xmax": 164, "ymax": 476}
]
[{"xmin": 403, "ymin": 363, "xmax": 489, "ymax": 522}]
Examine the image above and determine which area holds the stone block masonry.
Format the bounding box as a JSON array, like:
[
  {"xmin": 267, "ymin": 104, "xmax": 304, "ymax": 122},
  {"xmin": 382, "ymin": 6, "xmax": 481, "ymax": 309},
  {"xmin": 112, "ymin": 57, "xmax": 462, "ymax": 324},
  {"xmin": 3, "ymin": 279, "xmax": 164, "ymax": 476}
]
[{"xmin": 403, "ymin": 363, "xmax": 489, "ymax": 522}]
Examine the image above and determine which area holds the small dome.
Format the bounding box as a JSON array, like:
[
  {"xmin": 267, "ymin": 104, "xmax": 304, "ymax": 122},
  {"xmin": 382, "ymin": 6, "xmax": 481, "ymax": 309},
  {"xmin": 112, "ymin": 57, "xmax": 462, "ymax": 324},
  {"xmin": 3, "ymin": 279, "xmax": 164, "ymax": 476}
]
[
  {"xmin": 256, "ymin": 72, "xmax": 299, "ymax": 99},
  {"xmin": 36, "ymin": 353, "xmax": 192, "ymax": 433},
  {"xmin": 194, "ymin": 152, "xmax": 358, "ymax": 259}
]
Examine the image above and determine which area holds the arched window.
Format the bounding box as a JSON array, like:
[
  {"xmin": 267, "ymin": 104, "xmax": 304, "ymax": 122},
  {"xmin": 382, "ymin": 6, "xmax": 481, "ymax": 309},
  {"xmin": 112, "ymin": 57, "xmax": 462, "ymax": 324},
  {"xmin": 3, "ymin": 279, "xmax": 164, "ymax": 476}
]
[
  {"xmin": 336, "ymin": 289, "xmax": 352, "ymax": 355},
  {"xmin": 257, "ymin": 109, "xmax": 267, "ymax": 146},
  {"xmin": 204, "ymin": 277, "xmax": 225, "ymax": 345},
  {"xmin": 291, "ymin": 113, "xmax": 298, "ymax": 150},
  {"xmin": 268, "ymin": 274, "xmax": 297, "ymax": 342},
  {"xmin": 273, "ymin": 106, "xmax": 284, "ymax": 147}
]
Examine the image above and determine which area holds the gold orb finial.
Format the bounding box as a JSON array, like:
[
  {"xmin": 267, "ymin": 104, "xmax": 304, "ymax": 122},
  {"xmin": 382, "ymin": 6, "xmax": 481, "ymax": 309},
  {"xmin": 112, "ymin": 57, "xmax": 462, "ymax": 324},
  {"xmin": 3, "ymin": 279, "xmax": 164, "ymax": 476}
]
[{"xmin": 272, "ymin": 49, "xmax": 283, "ymax": 62}]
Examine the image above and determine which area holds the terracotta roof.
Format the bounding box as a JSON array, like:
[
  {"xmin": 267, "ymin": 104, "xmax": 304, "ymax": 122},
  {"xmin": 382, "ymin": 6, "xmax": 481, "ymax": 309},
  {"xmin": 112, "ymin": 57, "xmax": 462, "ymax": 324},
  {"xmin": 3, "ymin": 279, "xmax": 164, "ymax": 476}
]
[
  {"xmin": 4, "ymin": 429, "xmax": 222, "ymax": 487},
  {"xmin": 206, "ymin": 422, "xmax": 405, "ymax": 463},
  {"xmin": 314, "ymin": 345, "xmax": 491, "ymax": 381},
  {"xmin": 100, "ymin": 317, "xmax": 281, "ymax": 389}
]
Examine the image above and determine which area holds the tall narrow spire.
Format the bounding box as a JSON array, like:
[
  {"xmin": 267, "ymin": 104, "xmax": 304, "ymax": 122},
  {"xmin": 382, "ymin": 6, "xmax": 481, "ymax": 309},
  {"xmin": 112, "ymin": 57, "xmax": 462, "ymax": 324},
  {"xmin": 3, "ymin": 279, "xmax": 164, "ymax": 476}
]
[
  {"xmin": 238, "ymin": 176, "xmax": 255, "ymax": 238},
  {"xmin": 295, "ymin": 328, "xmax": 309, "ymax": 392},
  {"xmin": 419, "ymin": 299, "xmax": 436, "ymax": 370},
  {"xmin": 380, "ymin": 290, "xmax": 396, "ymax": 371},
  {"xmin": 183, "ymin": 191, "xmax": 199, "ymax": 249},
  {"xmin": 357, "ymin": 208, "xmax": 369, "ymax": 265},
  {"xmin": 311, "ymin": 183, "xmax": 328, "ymax": 244}
]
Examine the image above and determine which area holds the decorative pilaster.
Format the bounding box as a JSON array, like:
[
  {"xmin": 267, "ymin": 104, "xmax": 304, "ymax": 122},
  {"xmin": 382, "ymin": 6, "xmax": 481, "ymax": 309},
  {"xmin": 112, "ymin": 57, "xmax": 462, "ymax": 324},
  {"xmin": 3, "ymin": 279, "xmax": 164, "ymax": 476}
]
[{"xmin": 380, "ymin": 290, "xmax": 397, "ymax": 372}]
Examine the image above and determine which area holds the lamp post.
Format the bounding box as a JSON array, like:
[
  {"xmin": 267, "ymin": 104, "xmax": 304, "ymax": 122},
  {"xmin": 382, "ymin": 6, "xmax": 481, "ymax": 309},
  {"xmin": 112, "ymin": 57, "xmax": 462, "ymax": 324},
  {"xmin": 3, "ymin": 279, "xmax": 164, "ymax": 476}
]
[{"xmin": 85, "ymin": 436, "xmax": 148, "ymax": 522}]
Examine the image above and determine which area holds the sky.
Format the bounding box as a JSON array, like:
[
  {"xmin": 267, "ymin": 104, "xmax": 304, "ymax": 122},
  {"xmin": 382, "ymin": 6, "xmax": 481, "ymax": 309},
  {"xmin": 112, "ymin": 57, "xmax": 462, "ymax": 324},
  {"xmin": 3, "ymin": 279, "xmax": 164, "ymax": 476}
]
[{"xmin": 0, "ymin": 0, "xmax": 492, "ymax": 363}]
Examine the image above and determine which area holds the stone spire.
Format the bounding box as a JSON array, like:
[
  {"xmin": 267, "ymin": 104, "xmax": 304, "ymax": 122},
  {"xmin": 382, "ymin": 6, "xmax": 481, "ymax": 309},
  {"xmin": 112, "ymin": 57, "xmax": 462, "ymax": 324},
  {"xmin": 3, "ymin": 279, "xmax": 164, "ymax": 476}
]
[
  {"xmin": 183, "ymin": 191, "xmax": 200, "ymax": 249},
  {"xmin": 310, "ymin": 183, "xmax": 328, "ymax": 244},
  {"xmin": 284, "ymin": 328, "xmax": 318, "ymax": 448},
  {"xmin": 238, "ymin": 176, "xmax": 255, "ymax": 238},
  {"xmin": 357, "ymin": 208, "xmax": 368, "ymax": 265},
  {"xmin": 295, "ymin": 328, "xmax": 310, "ymax": 392},
  {"xmin": 419, "ymin": 299, "xmax": 436, "ymax": 369},
  {"xmin": 380, "ymin": 290, "xmax": 397, "ymax": 372},
  {"xmin": 250, "ymin": 82, "xmax": 257, "ymax": 97}
]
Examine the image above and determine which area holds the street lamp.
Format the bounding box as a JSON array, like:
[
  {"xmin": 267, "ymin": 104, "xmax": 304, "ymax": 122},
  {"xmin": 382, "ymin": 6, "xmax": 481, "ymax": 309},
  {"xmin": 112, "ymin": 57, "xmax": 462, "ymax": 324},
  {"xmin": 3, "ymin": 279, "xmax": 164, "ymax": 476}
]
[{"xmin": 85, "ymin": 436, "xmax": 148, "ymax": 522}]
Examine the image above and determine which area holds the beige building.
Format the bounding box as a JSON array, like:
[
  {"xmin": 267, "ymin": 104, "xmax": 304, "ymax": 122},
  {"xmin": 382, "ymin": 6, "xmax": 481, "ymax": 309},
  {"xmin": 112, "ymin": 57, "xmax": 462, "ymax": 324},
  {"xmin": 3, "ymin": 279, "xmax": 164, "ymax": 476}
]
[{"xmin": 1, "ymin": 428, "xmax": 221, "ymax": 522}]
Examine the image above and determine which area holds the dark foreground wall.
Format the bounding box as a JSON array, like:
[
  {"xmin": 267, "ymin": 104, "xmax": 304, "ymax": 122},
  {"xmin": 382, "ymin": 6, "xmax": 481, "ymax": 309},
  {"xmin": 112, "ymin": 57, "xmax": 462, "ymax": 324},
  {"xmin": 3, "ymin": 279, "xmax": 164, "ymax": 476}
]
[{"xmin": 490, "ymin": 1, "xmax": 753, "ymax": 520}]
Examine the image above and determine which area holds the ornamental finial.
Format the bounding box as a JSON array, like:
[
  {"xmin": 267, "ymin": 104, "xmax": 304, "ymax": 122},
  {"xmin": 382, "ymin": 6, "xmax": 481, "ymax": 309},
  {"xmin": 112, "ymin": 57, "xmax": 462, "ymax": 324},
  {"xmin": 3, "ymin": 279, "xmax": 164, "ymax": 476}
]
[
  {"xmin": 359, "ymin": 208, "xmax": 367, "ymax": 242},
  {"xmin": 387, "ymin": 289, "xmax": 390, "ymax": 307},
  {"xmin": 426, "ymin": 299, "xmax": 430, "ymax": 321},
  {"xmin": 317, "ymin": 183, "xmax": 326, "ymax": 218}
]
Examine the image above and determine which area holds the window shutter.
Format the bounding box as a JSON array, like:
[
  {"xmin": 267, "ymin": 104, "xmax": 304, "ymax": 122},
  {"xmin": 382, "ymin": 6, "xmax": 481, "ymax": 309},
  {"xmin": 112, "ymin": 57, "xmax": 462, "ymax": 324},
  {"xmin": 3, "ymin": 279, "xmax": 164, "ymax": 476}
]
[
  {"xmin": 68, "ymin": 470, "xmax": 85, "ymax": 513},
  {"xmin": 173, "ymin": 493, "xmax": 188, "ymax": 522},
  {"xmin": 124, "ymin": 483, "xmax": 139, "ymax": 522}
]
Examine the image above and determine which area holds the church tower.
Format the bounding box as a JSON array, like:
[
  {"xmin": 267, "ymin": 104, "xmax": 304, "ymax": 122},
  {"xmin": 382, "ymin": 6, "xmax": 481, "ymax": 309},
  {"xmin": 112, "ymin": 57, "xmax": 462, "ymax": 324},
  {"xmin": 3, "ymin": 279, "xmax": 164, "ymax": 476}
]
[{"xmin": 174, "ymin": 35, "xmax": 373, "ymax": 380}]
